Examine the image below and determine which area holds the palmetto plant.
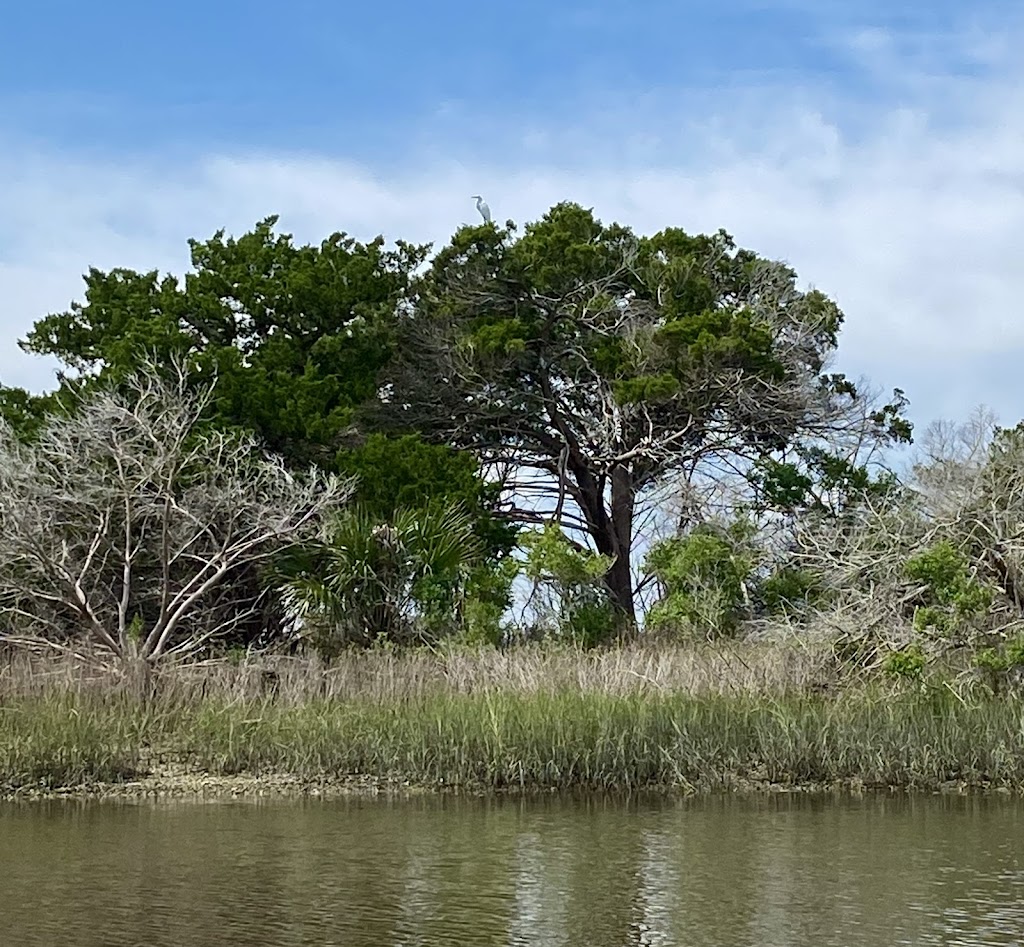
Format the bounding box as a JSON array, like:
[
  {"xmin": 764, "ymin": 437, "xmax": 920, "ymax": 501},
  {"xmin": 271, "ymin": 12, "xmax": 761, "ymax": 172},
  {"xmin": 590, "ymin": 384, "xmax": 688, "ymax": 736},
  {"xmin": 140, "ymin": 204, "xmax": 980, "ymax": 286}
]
[{"xmin": 282, "ymin": 502, "xmax": 484, "ymax": 650}]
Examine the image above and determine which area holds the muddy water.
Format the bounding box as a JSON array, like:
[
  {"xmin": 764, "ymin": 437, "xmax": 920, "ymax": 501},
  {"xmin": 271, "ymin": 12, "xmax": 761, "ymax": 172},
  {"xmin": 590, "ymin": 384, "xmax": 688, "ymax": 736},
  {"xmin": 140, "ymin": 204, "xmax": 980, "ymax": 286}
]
[{"xmin": 2, "ymin": 793, "xmax": 1024, "ymax": 946}]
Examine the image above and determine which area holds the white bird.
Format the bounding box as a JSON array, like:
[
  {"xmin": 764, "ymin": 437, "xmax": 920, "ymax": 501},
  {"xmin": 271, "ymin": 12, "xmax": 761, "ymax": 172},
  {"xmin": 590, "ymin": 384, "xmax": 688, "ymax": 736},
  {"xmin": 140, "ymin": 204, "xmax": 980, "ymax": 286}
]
[{"xmin": 471, "ymin": 195, "xmax": 492, "ymax": 224}]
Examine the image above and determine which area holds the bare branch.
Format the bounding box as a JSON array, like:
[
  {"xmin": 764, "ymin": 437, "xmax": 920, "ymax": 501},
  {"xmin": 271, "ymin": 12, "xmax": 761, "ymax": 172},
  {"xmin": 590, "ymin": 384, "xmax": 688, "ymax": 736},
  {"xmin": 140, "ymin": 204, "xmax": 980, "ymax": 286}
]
[{"xmin": 0, "ymin": 370, "xmax": 351, "ymax": 665}]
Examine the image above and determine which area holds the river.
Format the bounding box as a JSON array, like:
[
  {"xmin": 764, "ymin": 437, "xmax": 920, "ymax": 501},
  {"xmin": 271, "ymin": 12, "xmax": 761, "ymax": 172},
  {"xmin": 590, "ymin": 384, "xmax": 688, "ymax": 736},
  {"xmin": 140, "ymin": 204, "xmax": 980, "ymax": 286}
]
[{"xmin": 2, "ymin": 793, "xmax": 1024, "ymax": 945}]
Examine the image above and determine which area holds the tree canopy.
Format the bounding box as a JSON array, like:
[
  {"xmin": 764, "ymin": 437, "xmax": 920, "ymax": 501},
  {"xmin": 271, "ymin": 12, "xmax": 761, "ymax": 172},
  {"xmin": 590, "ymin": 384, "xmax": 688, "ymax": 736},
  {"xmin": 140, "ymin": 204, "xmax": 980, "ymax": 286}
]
[
  {"xmin": 380, "ymin": 202, "xmax": 910, "ymax": 624},
  {"xmin": 21, "ymin": 217, "xmax": 425, "ymax": 468},
  {"xmin": 2, "ymin": 203, "xmax": 911, "ymax": 642},
  {"xmin": 9, "ymin": 218, "xmax": 512, "ymax": 561}
]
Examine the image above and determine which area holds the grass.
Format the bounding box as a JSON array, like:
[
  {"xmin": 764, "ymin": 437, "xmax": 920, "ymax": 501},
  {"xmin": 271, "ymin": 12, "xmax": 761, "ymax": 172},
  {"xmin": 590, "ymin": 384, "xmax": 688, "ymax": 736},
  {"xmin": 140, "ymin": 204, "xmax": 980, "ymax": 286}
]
[{"xmin": 2, "ymin": 643, "xmax": 1024, "ymax": 796}]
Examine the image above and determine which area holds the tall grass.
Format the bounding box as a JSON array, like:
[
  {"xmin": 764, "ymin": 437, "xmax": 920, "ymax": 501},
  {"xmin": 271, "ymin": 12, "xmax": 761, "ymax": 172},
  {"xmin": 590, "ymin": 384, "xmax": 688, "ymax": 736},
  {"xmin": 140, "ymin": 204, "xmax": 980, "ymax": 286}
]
[
  {"xmin": 169, "ymin": 690, "xmax": 1024, "ymax": 792},
  {"xmin": 3, "ymin": 645, "xmax": 1024, "ymax": 795},
  {"xmin": 0, "ymin": 639, "xmax": 839, "ymax": 704},
  {"xmin": 0, "ymin": 695, "xmax": 145, "ymax": 791}
]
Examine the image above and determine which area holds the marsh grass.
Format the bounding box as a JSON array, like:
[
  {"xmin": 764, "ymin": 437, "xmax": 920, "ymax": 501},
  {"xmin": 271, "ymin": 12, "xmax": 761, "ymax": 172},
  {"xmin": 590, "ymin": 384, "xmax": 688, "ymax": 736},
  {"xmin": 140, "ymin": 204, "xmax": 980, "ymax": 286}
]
[
  {"xmin": 173, "ymin": 690, "xmax": 1024, "ymax": 792},
  {"xmin": 0, "ymin": 638, "xmax": 839, "ymax": 703},
  {"xmin": 3, "ymin": 644, "xmax": 1024, "ymax": 795},
  {"xmin": 0, "ymin": 695, "xmax": 145, "ymax": 791}
]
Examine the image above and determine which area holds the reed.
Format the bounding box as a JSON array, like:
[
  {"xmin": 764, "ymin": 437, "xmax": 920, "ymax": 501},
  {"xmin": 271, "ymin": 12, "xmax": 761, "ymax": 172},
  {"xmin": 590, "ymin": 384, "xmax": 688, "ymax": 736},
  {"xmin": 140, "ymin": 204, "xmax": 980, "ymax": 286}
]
[
  {"xmin": 3, "ymin": 654, "xmax": 1024, "ymax": 795},
  {"xmin": 0, "ymin": 638, "xmax": 839, "ymax": 704},
  {"xmin": 168, "ymin": 689, "xmax": 1024, "ymax": 792}
]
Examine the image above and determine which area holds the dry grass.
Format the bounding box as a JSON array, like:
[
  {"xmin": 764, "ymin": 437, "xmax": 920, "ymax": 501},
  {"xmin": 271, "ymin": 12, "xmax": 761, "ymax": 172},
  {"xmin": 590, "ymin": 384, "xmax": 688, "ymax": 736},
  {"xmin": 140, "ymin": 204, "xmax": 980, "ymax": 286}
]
[
  {"xmin": 0, "ymin": 638, "xmax": 840, "ymax": 705},
  {"xmin": 5, "ymin": 641, "xmax": 1022, "ymax": 797}
]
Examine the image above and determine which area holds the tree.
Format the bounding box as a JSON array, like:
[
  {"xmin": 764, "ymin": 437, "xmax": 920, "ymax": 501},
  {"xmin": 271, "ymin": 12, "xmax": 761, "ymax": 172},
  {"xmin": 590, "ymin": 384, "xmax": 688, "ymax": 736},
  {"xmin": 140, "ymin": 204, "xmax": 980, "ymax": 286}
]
[
  {"xmin": 19, "ymin": 217, "xmax": 427, "ymax": 469},
  {"xmin": 0, "ymin": 368, "xmax": 349, "ymax": 667},
  {"xmin": 382, "ymin": 203, "xmax": 910, "ymax": 627},
  {"xmin": 9, "ymin": 218, "xmax": 510, "ymax": 560}
]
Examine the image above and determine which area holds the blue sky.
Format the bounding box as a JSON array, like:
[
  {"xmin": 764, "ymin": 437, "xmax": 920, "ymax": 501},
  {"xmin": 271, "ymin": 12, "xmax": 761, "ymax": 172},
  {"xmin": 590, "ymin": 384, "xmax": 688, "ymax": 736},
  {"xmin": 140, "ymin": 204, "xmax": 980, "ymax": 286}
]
[
  {"xmin": 2, "ymin": 1, "xmax": 1011, "ymax": 158},
  {"xmin": 1, "ymin": 0, "xmax": 1023, "ymax": 440}
]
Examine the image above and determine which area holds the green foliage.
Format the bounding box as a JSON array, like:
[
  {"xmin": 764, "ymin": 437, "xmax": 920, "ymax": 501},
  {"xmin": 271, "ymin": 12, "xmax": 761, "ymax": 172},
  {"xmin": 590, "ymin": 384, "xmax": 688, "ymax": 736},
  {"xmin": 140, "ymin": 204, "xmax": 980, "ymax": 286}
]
[
  {"xmin": 520, "ymin": 524, "xmax": 617, "ymax": 646},
  {"xmin": 336, "ymin": 433, "xmax": 516, "ymax": 559},
  {"xmin": 521, "ymin": 523, "xmax": 611, "ymax": 586},
  {"xmin": 330, "ymin": 434, "xmax": 518, "ymax": 647},
  {"xmin": 972, "ymin": 633, "xmax": 1024, "ymax": 693},
  {"xmin": 974, "ymin": 647, "xmax": 1008, "ymax": 673},
  {"xmin": 759, "ymin": 567, "xmax": 822, "ymax": 615},
  {"xmin": 656, "ymin": 309, "xmax": 786, "ymax": 390},
  {"xmin": 282, "ymin": 502, "xmax": 484, "ymax": 653},
  {"xmin": 126, "ymin": 615, "xmax": 144, "ymax": 645},
  {"xmin": 882, "ymin": 644, "xmax": 926, "ymax": 681},
  {"xmin": 612, "ymin": 373, "xmax": 679, "ymax": 405},
  {"xmin": 751, "ymin": 445, "xmax": 904, "ymax": 517},
  {"xmin": 646, "ymin": 522, "xmax": 758, "ymax": 637},
  {"xmin": 0, "ymin": 386, "xmax": 74, "ymax": 443},
  {"xmin": 459, "ymin": 558, "xmax": 520, "ymax": 647},
  {"xmin": 467, "ymin": 317, "xmax": 530, "ymax": 358},
  {"xmin": 22, "ymin": 217, "xmax": 428, "ymax": 470},
  {"xmin": 904, "ymin": 541, "xmax": 994, "ymax": 634},
  {"xmin": 869, "ymin": 389, "xmax": 914, "ymax": 443}
]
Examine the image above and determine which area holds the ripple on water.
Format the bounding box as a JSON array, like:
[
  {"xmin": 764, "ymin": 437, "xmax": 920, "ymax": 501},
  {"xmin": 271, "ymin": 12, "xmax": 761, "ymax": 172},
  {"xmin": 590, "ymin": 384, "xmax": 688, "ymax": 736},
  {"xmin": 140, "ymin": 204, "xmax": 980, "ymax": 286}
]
[{"xmin": 2, "ymin": 793, "xmax": 1024, "ymax": 947}]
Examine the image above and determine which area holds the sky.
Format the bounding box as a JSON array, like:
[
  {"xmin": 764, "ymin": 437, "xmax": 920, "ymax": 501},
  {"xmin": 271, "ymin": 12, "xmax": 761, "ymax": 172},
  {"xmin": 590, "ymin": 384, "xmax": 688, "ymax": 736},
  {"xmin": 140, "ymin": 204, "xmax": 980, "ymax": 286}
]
[{"xmin": 1, "ymin": 0, "xmax": 1023, "ymax": 435}]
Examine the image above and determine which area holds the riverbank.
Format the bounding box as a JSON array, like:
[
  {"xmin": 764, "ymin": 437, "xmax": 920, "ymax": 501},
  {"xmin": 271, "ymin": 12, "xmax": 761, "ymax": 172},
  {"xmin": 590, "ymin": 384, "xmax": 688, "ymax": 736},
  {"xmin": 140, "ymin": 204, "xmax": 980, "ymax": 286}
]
[{"xmin": 3, "ymin": 645, "xmax": 1024, "ymax": 799}]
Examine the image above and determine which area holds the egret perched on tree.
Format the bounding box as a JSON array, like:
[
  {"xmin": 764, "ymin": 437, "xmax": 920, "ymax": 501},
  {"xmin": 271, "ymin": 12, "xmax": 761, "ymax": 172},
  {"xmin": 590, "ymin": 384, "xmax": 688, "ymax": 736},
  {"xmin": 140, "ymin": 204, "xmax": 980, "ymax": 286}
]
[
  {"xmin": 472, "ymin": 195, "xmax": 492, "ymax": 224},
  {"xmin": 616, "ymin": 289, "xmax": 636, "ymax": 311}
]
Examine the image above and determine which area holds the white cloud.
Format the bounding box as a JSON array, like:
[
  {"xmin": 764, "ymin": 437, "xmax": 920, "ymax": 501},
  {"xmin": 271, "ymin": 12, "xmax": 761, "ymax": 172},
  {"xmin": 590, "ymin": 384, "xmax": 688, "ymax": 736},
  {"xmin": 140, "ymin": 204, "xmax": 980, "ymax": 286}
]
[{"xmin": 2, "ymin": 23, "xmax": 1023, "ymax": 434}]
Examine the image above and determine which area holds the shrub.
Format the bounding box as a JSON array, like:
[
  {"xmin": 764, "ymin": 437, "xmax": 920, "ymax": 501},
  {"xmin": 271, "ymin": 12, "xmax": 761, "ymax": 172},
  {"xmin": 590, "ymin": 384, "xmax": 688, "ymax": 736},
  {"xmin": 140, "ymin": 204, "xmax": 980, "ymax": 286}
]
[{"xmin": 645, "ymin": 521, "xmax": 757, "ymax": 637}]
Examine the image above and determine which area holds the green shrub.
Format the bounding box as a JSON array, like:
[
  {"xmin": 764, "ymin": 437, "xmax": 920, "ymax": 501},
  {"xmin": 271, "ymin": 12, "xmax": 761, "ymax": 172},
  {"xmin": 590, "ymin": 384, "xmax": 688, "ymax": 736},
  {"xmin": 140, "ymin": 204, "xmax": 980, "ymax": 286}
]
[
  {"xmin": 882, "ymin": 644, "xmax": 926, "ymax": 681},
  {"xmin": 645, "ymin": 521, "xmax": 757, "ymax": 637},
  {"xmin": 282, "ymin": 501, "xmax": 484, "ymax": 652},
  {"xmin": 760, "ymin": 567, "xmax": 822, "ymax": 615},
  {"xmin": 520, "ymin": 524, "xmax": 617, "ymax": 646},
  {"xmin": 904, "ymin": 541, "xmax": 993, "ymax": 634},
  {"xmin": 973, "ymin": 632, "xmax": 1024, "ymax": 693}
]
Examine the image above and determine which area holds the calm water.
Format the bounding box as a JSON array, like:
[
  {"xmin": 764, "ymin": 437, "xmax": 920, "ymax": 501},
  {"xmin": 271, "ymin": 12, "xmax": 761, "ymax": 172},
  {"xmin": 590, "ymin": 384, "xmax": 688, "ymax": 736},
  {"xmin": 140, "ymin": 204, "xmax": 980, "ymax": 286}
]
[{"xmin": 3, "ymin": 793, "xmax": 1024, "ymax": 946}]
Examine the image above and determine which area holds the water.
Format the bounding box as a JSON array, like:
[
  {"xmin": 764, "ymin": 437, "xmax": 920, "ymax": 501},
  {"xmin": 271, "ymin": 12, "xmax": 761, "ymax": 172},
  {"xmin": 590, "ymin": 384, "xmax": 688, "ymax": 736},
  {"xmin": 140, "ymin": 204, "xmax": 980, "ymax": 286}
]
[{"xmin": 2, "ymin": 793, "xmax": 1024, "ymax": 946}]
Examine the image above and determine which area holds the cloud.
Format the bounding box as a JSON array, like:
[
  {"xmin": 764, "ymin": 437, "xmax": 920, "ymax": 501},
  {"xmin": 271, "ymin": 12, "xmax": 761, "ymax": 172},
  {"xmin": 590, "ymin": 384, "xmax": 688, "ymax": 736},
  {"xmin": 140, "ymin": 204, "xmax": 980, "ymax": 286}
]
[{"xmin": 1, "ymin": 20, "xmax": 1023, "ymax": 435}]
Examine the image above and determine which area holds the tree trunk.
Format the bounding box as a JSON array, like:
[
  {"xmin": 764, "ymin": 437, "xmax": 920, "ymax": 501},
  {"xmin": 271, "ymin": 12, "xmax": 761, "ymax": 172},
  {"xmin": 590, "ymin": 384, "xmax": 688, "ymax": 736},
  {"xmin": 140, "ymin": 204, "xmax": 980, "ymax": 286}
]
[
  {"xmin": 606, "ymin": 466, "xmax": 637, "ymax": 631},
  {"xmin": 604, "ymin": 550, "xmax": 636, "ymax": 630},
  {"xmin": 565, "ymin": 454, "xmax": 638, "ymax": 634},
  {"xmin": 121, "ymin": 654, "xmax": 155, "ymax": 704}
]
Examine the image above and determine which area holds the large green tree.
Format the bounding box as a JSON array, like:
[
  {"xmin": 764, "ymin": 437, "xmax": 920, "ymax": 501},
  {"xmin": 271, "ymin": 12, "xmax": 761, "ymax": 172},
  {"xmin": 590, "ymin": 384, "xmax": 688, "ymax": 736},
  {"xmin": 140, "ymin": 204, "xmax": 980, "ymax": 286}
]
[
  {"xmin": 381, "ymin": 203, "xmax": 910, "ymax": 626},
  {"xmin": 8, "ymin": 218, "xmax": 514, "ymax": 564},
  {"xmin": 20, "ymin": 217, "xmax": 425, "ymax": 468}
]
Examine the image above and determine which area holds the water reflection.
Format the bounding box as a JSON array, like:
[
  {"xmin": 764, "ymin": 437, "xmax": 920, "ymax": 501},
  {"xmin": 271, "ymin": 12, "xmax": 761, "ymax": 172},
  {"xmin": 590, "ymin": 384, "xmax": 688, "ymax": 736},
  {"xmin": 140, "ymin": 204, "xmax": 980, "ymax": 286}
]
[{"xmin": 2, "ymin": 793, "xmax": 1024, "ymax": 946}]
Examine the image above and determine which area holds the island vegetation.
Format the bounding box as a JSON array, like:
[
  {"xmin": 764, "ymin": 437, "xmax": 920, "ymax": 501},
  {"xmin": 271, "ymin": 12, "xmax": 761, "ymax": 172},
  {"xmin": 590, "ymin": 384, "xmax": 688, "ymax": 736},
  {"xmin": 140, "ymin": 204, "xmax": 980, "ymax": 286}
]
[{"xmin": 3, "ymin": 203, "xmax": 1024, "ymax": 797}]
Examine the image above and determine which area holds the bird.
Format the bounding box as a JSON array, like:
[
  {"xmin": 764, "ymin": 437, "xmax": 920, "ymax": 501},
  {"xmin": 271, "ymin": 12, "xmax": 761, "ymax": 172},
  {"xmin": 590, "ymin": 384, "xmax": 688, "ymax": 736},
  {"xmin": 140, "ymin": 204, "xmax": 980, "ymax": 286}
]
[
  {"xmin": 472, "ymin": 195, "xmax": 492, "ymax": 224},
  {"xmin": 616, "ymin": 289, "xmax": 637, "ymax": 311}
]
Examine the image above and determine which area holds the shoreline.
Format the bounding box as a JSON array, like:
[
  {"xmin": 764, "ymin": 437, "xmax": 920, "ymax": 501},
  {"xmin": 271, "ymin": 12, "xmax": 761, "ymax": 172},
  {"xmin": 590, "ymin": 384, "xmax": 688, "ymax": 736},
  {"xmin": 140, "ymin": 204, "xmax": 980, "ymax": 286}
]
[
  {"xmin": 1, "ymin": 768, "xmax": 427, "ymax": 802},
  {"xmin": 4, "ymin": 767, "xmax": 1020, "ymax": 803}
]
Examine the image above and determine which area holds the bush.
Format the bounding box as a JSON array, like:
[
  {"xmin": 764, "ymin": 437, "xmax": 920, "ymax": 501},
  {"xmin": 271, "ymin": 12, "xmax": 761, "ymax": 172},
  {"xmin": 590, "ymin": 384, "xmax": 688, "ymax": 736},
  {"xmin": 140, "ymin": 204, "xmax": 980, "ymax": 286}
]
[
  {"xmin": 645, "ymin": 522, "xmax": 757, "ymax": 637},
  {"xmin": 759, "ymin": 567, "xmax": 822, "ymax": 616},
  {"xmin": 882, "ymin": 644, "xmax": 926, "ymax": 681},
  {"xmin": 904, "ymin": 541, "xmax": 993, "ymax": 635},
  {"xmin": 281, "ymin": 501, "xmax": 484, "ymax": 652},
  {"xmin": 520, "ymin": 524, "xmax": 617, "ymax": 646}
]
